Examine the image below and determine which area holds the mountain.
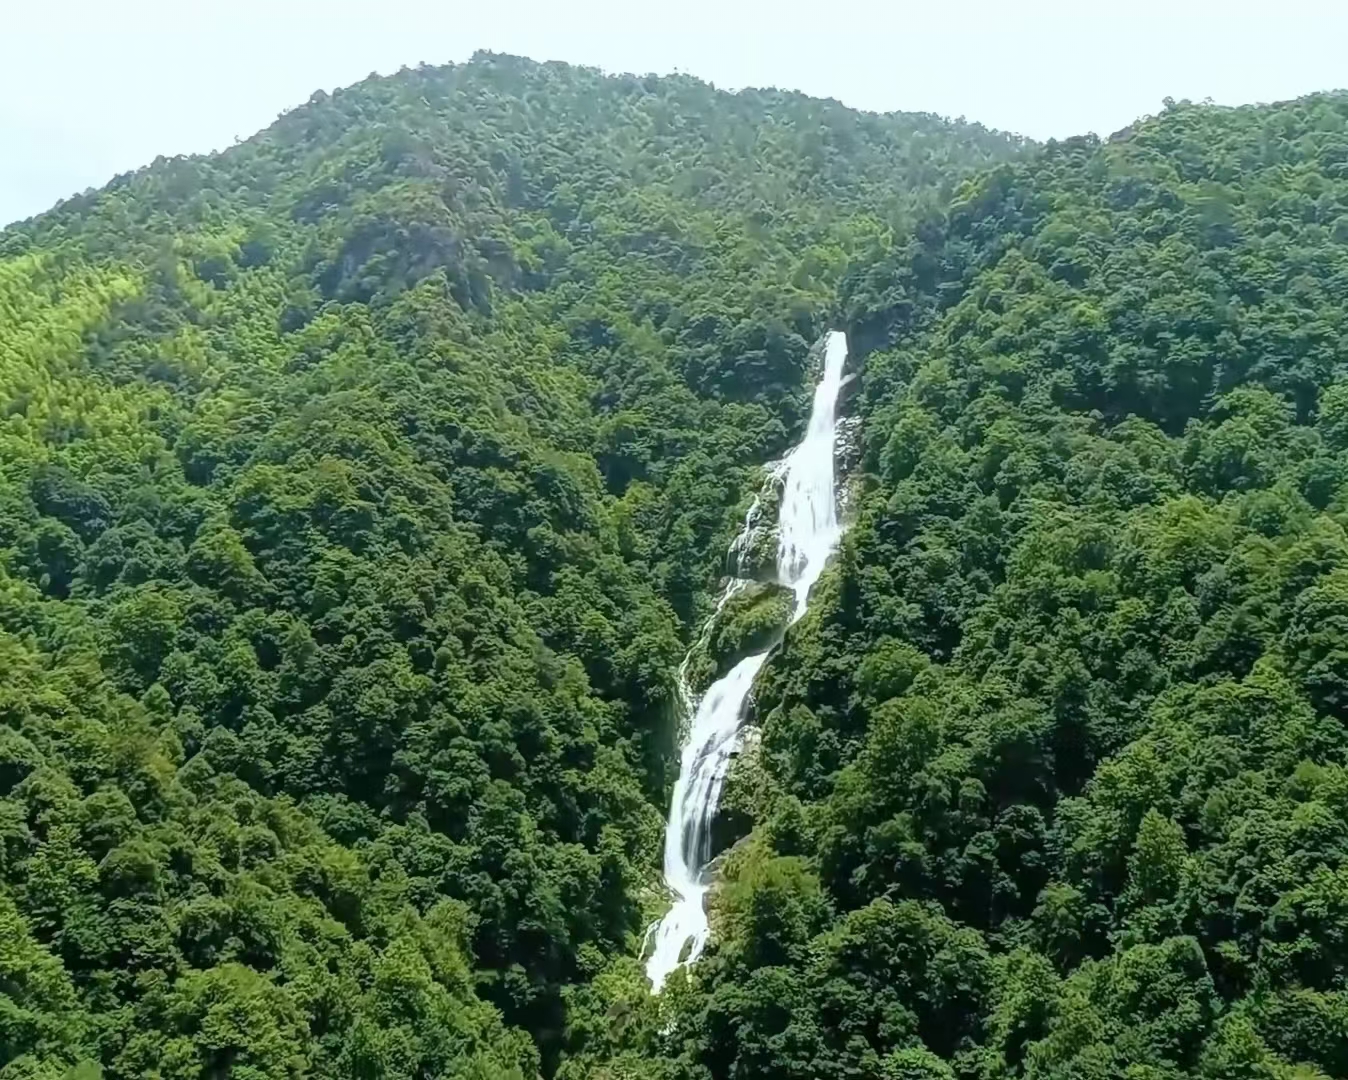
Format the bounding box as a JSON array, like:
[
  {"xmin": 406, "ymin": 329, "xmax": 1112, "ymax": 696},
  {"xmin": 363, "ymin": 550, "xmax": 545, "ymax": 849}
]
[
  {"xmin": 0, "ymin": 53, "xmax": 1020, "ymax": 1079},
  {"xmin": 4, "ymin": 48, "xmax": 1348, "ymax": 1080},
  {"xmin": 637, "ymin": 92, "xmax": 1348, "ymax": 1080}
]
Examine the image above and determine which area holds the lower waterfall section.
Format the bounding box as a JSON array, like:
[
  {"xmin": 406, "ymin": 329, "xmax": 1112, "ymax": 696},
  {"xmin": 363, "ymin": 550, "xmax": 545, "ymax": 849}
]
[{"xmin": 645, "ymin": 330, "xmax": 849, "ymax": 991}]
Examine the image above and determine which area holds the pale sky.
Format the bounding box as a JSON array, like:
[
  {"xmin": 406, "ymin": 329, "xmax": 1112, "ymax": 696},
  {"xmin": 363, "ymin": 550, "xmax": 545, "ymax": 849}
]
[{"xmin": 4, "ymin": 0, "xmax": 1346, "ymax": 227}]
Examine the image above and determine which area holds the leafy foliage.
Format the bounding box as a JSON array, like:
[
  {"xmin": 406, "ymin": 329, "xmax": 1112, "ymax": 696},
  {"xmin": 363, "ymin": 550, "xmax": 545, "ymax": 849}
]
[
  {"xmin": 645, "ymin": 92, "xmax": 1348, "ymax": 1080},
  {"xmin": 10, "ymin": 47, "xmax": 1343, "ymax": 1080},
  {"xmin": 0, "ymin": 53, "xmax": 1018, "ymax": 1078}
]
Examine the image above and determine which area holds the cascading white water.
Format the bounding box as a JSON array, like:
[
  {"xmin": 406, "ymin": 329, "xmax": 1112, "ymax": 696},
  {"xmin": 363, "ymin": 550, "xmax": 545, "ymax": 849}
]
[{"xmin": 645, "ymin": 330, "xmax": 849, "ymax": 991}]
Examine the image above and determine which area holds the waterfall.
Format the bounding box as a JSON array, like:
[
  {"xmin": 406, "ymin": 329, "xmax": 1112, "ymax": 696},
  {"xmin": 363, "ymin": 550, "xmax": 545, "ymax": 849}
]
[{"xmin": 645, "ymin": 330, "xmax": 849, "ymax": 991}]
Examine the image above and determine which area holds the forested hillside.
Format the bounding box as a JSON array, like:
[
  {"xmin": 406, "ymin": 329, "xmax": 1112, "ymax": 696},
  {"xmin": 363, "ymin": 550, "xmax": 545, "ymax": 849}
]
[
  {"xmin": 622, "ymin": 93, "xmax": 1348, "ymax": 1080},
  {"xmin": 6, "ymin": 46, "xmax": 1348, "ymax": 1080},
  {"xmin": 0, "ymin": 53, "xmax": 1021, "ymax": 1079}
]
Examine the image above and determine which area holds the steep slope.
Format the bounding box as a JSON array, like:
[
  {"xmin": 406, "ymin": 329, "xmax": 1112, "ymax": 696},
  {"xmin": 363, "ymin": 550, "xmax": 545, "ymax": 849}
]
[
  {"xmin": 0, "ymin": 54, "xmax": 1022, "ymax": 1078},
  {"xmin": 637, "ymin": 94, "xmax": 1348, "ymax": 1080}
]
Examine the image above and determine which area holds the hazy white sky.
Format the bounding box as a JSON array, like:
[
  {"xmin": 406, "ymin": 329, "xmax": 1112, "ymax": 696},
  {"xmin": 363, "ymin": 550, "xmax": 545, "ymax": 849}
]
[{"xmin": 4, "ymin": 0, "xmax": 1346, "ymax": 226}]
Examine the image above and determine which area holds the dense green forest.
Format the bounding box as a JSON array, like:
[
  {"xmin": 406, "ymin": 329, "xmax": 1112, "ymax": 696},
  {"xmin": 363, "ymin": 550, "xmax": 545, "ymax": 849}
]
[
  {"xmin": 3, "ymin": 49, "xmax": 1348, "ymax": 1080},
  {"xmin": 0, "ymin": 53, "xmax": 1018, "ymax": 1079},
  {"xmin": 628, "ymin": 91, "xmax": 1348, "ymax": 1080}
]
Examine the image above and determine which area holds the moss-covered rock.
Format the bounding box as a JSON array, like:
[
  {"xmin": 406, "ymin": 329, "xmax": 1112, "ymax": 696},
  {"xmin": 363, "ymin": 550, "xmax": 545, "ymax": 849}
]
[
  {"xmin": 709, "ymin": 727, "xmax": 770, "ymax": 855},
  {"xmin": 734, "ymin": 522, "xmax": 781, "ymax": 581},
  {"xmin": 684, "ymin": 582, "xmax": 794, "ymax": 695},
  {"xmin": 727, "ymin": 477, "xmax": 783, "ymax": 581},
  {"xmin": 715, "ymin": 581, "xmax": 794, "ymax": 663}
]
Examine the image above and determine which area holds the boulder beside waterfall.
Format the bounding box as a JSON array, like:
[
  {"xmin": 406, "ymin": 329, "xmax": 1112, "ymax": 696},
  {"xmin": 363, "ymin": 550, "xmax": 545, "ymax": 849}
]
[
  {"xmin": 709, "ymin": 726, "xmax": 769, "ymax": 856},
  {"xmin": 682, "ymin": 581, "xmax": 794, "ymax": 695}
]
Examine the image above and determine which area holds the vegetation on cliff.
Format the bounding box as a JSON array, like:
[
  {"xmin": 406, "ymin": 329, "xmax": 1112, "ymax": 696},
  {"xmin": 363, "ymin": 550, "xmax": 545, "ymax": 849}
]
[
  {"xmin": 0, "ymin": 53, "xmax": 1018, "ymax": 1079},
  {"xmin": 7, "ymin": 45, "xmax": 1348, "ymax": 1080},
  {"xmin": 646, "ymin": 91, "xmax": 1348, "ymax": 1080}
]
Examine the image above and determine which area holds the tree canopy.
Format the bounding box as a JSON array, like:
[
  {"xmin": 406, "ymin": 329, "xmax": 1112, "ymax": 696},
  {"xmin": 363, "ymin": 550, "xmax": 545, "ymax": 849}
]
[
  {"xmin": 4, "ymin": 49, "xmax": 1348, "ymax": 1080},
  {"xmin": 638, "ymin": 91, "xmax": 1348, "ymax": 1080},
  {"xmin": 0, "ymin": 52, "xmax": 1019, "ymax": 1079}
]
